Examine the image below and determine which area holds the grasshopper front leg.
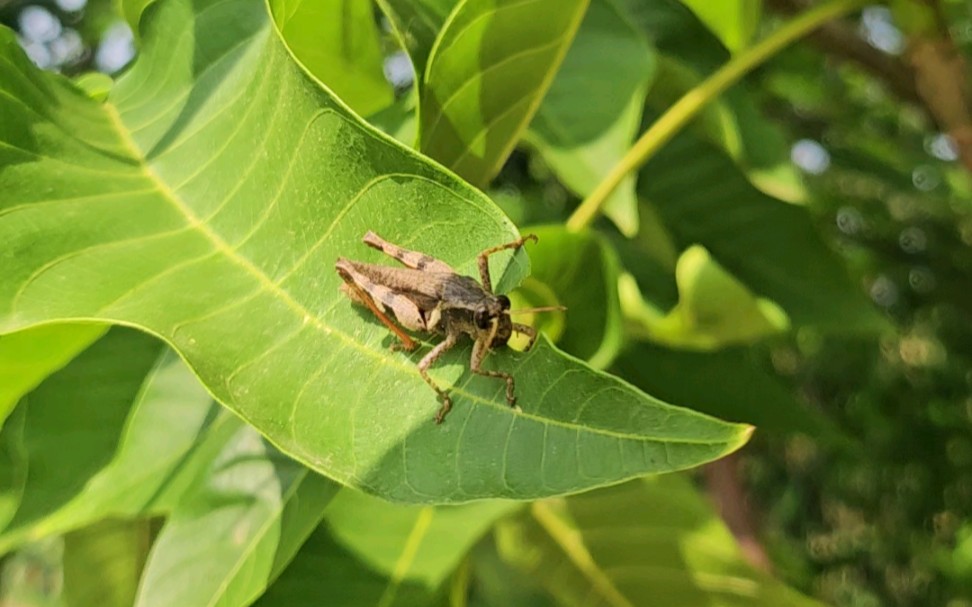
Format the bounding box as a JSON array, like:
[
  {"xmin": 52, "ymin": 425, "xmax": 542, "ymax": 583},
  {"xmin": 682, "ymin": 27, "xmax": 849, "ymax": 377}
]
[
  {"xmin": 418, "ymin": 333, "xmax": 459, "ymax": 424},
  {"xmin": 470, "ymin": 335, "xmax": 518, "ymax": 408},
  {"xmin": 512, "ymin": 323, "xmax": 538, "ymax": 351},
  {"xmin": 476, "ymin": 234, "xmax": 538, "ymax": 293}
]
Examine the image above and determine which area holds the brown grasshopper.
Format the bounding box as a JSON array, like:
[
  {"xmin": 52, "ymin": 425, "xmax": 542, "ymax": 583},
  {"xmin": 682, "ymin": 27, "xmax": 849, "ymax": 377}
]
[{"xmin": 335, "ymin": 231, "xmax": 560, "ymax": 424}]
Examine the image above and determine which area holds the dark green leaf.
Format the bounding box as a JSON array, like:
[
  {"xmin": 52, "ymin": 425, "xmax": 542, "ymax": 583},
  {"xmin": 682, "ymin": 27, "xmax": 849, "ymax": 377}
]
[
  {"xmin": 637, "ymin": 133, "xmax": 884, "ymax": 333},
  {"xmin": 63, "ymin": 519, "xmax": 151, "ymax": 607}
]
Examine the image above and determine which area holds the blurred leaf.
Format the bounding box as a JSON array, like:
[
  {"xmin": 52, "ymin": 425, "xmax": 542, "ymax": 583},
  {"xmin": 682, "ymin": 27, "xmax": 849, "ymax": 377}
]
[
  {"xmin": 526, "ymin": 0, "xmax": 655, "ymax": 235},
  {"xmin": 419, "ymin": 0, "xmax": 589, "ymax": 185},
  {"xmin": 0, "ymin": 330, "xmax": 164, "ymax": 546},
  {"xmin": 647, "ymin": 55, "xmax": 742, "ymax": 160},
  {"xmin": 368, "ymin": 91, "xmax": 418, "ymax": 145},
  {"xmin": 269, "ymin": 0, "xmax": 393, "ymax": 116},
  {"xmin": 678, "ymin": 0, "xmax": 762, "ymax": 53},
  {"xmin": 637, "ymin": 133, "xmax": 884, "ymax": 333},
  {"xmin": 0, "ymin": 329, "xmax": 225, "ymax": 554},
  {"xmin": 134, "ymin": 427, "xmax": 339, "ymax": 607},
  {"xmin": 628, "ymin": 0, "xmax": 804, "ymax": 203},
  {"xmin": 121, "ymin": 0, "xmax": 160, "ymax": 32},
  {"xmin": 467, "ymin": 538, "xmax": 558, "ymax": 607},
  {"xmin": 623, "ymin": 246, "xmax": 788, "ymax": 349},
  {"xmin": 63, "ymin": 519, "xmax": 151, "ymax": 607},
  {"xmin": 496, "ymin": 476, "xmax": 825, "ymax": 606},
  {"xmin": 522, "ymin": 225, "xmax": 622, "ymax": 368},
  {"xmin": 0, "ymin": 4, "xmax": 752, "ymax": 503},
  {"xmin": 377, "ymin": 0, "xmax": 456, "ymax": 78},
  {"xmin": 74, "ymin": 73, "xmax": 115, "ymax": 101},
  {"xmin": 257, "ymin": 492, "xmax": 516, "ymax": 606},
  {"xmin": 0, "ymin": 323, "xmax": 107, "ymax": 427},
  {"xmin": 0, "ymin": 406, "xmax": 26, "ymax": 531},
  {"xmin": 612, "ymin": 341, "xmax": 836, "ymax": 437}
]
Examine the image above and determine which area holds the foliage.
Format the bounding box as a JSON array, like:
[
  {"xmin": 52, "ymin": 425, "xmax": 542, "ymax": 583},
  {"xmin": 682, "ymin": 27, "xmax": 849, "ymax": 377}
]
[{"xmin": 1, "ymin": 0, "xmax": 968, "ymax": 605}]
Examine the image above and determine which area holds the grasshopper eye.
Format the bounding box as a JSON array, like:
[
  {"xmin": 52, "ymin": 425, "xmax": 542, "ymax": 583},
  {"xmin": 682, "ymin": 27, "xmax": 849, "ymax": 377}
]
[
  {"xmin": 474, "ymin": 309, "xmax": 492, "ymax": 329},
  {"xmin": 497, "ymin": 295, "xmax": 511, "ymax": 309}
]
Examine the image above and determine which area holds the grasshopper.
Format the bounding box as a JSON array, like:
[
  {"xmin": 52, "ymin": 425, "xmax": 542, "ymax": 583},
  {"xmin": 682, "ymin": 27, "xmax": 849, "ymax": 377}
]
[{"xmin": 336, "ymin": 231, "xmax": 560, "ymax": 424}]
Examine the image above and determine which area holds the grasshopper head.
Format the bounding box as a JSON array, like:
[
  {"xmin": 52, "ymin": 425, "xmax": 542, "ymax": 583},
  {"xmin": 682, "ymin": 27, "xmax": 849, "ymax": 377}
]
[{"xmin": 473, "ymin": 294, "xmax": 513, "ymax": 348}]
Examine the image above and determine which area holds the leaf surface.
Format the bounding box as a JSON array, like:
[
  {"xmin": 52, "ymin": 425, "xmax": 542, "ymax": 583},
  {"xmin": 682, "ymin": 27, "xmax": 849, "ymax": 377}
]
[
  {"xmin": 0, "ymin": 0, "xmax": 750, "ymax": 504},
  {"xmin": 419, "ymin": 0, "xmax": 590, "ymax": 185},
  {"xmin": 134, "ymin": 426, "xmax": 339, "ymax": 607},
  {"xmin": 0, "ymin": 330, "xmax": 227, "ymax": 553},
  {"xmin": 269, "ymin": 0, "xmax": 393, "ymax": 116},
  {"xmin": 258, "ymin": 491, "xmax": 514, "ymax": 606},
  {"xmin": 0, "ymin": 323, "xmax": 107, "ymax": 427}
]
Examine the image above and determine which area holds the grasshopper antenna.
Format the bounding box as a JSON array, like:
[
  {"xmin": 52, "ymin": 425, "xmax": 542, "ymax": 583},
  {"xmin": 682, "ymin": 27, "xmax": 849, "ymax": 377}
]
[{"xmin": 504, "ymin": 305, "xmax": 566, "ymax": 315}]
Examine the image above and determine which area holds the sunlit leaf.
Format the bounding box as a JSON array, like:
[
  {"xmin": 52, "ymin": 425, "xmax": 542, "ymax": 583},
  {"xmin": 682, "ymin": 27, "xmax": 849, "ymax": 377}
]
[
  {"xmin": 134, "ymin": 427, "xmax": 339, "ymax": 607},
  {"xmin": 419, "ymin": 0, "xmax": 590, "ymax": 185},
  {"xmin": 0, "ymin": 0, "xmax": 751, "ymax": 504},
  {"xmin": 622, "ymin": 246, "xmax": 788, "ymax": 349},
  {"xmin": 0, "ymin": 330, "xmax": 225, "ymax": 554},
  {"xmin": 269, "ymin": 0, "xmax": 393, "ymax": 116},
  {"xmin": 526, "ymin": 0, "xmax": 654, "ymax": 236}
]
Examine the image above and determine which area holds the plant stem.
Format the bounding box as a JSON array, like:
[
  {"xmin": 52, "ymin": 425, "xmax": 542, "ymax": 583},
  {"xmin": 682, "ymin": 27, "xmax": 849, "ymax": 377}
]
[{"xmin": 565, "ymin": 0, "xmax": 869, "ymax": 232}]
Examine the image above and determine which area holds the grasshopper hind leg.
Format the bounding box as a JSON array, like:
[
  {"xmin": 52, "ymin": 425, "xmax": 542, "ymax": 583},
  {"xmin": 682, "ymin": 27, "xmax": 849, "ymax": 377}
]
[
  {"xmin": 417, "ymin": 334, "xmax": 459, "ymax": 424},
  {"xmin": 336, "ymin": 259, "xmax": 419, "ymax": 351}
]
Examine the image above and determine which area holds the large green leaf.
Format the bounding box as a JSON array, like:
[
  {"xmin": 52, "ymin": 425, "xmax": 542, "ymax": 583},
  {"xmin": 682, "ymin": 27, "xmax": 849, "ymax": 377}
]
[
  {"xmin": 0, "ymin": 323, "xmax": 107, "ymax": 427},
  {"xmin": 0, "ymin": 0, "xmax": 750, "ymax": 504},
  {"xmin": 419, "ymin": 0, "xmax": 590, "ymax": 185},
  {"xmin": 258, "ymin": 491, "xmax": 514, "ymax": 606},
  {"xmin": 496, "ymin": 477, "xmax": 824, "ymax": 606},
  {"xmin": 526, "ymin": 0, "xmax": 654, "ymax": 236},
  {"xmin": 269, "ymin": 0, "xmax": 393, "ymax": 116},
  {"xmin": 0, "ymin": 329, "xmax": 227, "ymax": 553},
  {"xmin": 134, "ymin": 427, "xmax": 339, "ymax": 607}
]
